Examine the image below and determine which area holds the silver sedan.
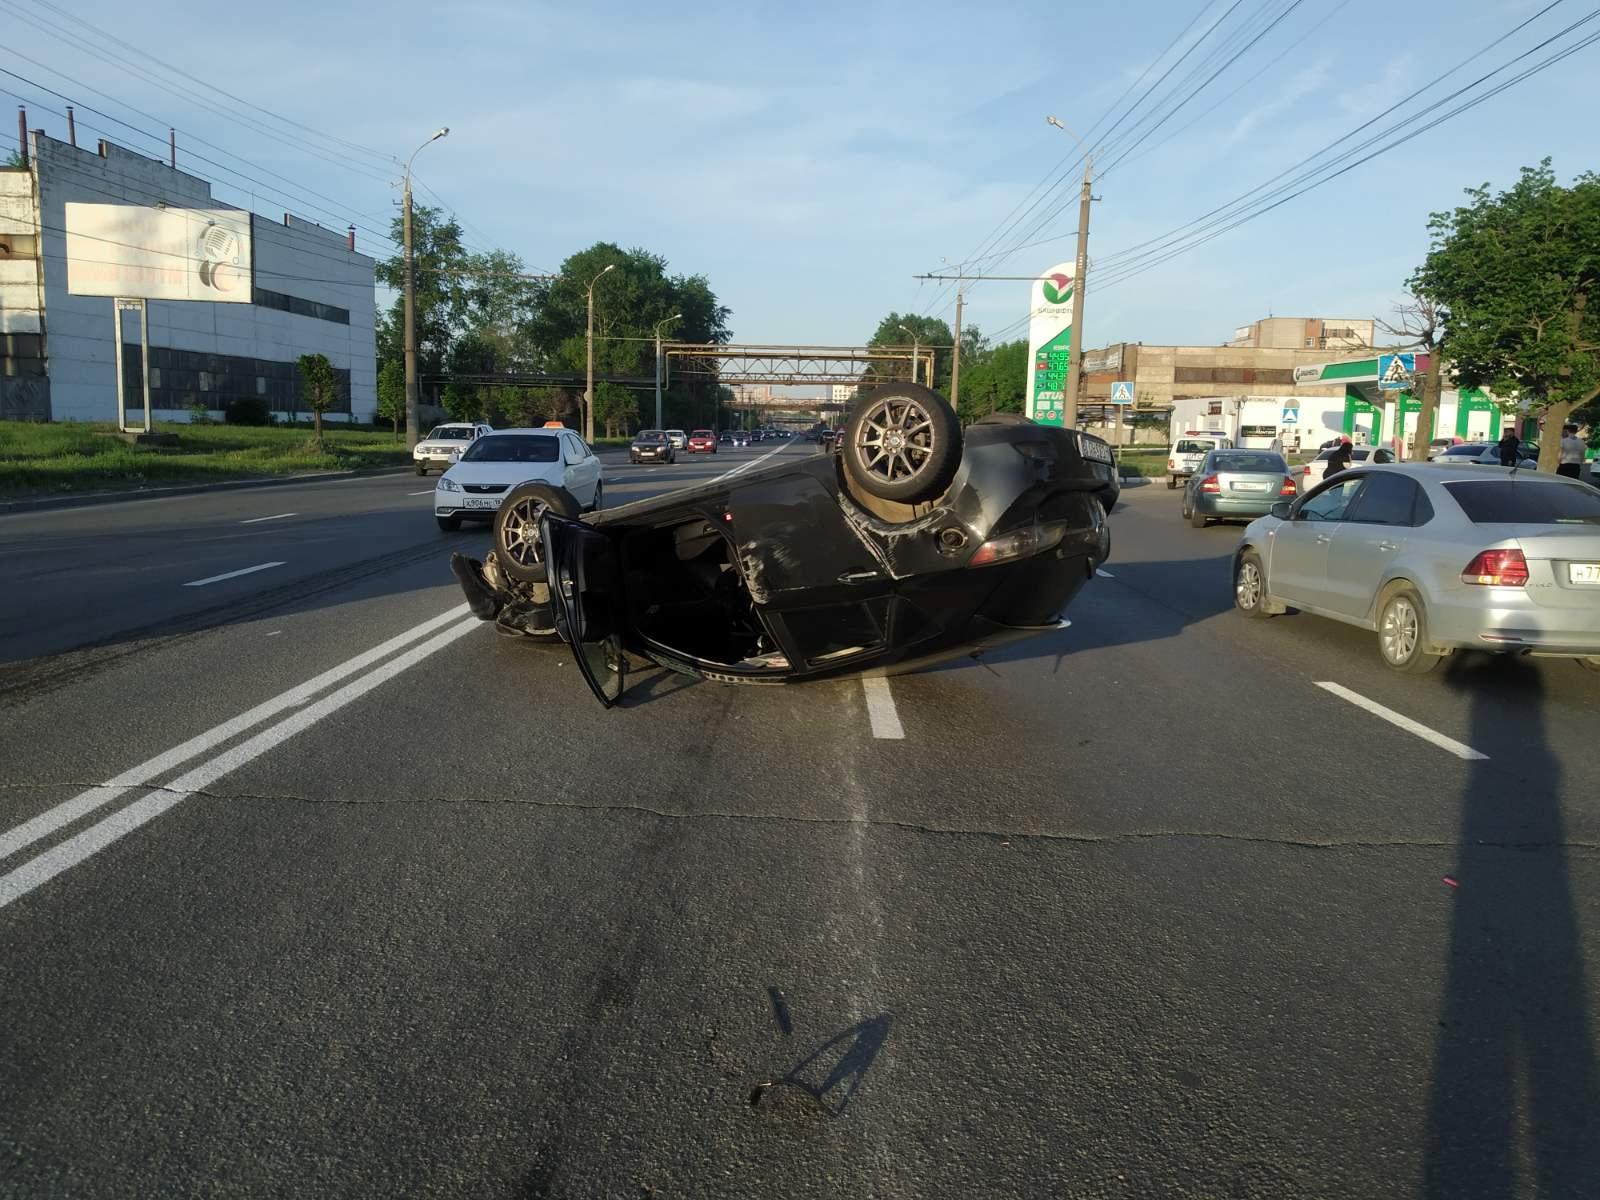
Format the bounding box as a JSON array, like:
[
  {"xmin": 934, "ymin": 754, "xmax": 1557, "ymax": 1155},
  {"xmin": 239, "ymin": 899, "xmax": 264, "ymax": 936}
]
[{"xmin": 1231, "ymin": 464, "xmax": 1600, "ymax": 673}]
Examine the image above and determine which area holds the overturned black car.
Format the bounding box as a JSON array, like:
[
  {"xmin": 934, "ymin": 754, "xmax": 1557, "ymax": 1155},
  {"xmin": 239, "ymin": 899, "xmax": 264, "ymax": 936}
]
[{"xmin": 451, "ymin": 383, "xmax": 1117, "ymax": 707}]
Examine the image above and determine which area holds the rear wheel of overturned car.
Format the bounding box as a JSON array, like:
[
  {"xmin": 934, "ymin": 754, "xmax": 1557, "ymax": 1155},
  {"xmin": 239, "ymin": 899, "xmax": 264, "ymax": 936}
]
[
  {"xmin": 1377, "ymin": 586, "xmax": 1442, "ymax": 673},
  {"xmin": 1234, "ymin": 550, "xmax": 1272, "ymax": 619},
  {"xmin": 493, "ymin": 482, "xmax": 582, "ymax": 585},
  {"xmin": 842, "ymin": 382, "xmax": 962, "ymax": 504}
]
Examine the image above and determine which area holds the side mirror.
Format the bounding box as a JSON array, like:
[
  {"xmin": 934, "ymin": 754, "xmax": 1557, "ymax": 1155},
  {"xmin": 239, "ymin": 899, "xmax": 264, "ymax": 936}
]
[{"xmin": 1270, "ymin": 500, "xmax": 1294, "ymax": 520}]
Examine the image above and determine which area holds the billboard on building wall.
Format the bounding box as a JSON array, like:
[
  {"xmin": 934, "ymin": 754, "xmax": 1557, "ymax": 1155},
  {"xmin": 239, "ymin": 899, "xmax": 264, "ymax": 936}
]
[
  {"xmin": 64, "ymin": 202, "xmax": 252, "ymax": 302},
  {"xmin": 1025, "ymin": 260, "xmax": 1074, "ymax": 426}
]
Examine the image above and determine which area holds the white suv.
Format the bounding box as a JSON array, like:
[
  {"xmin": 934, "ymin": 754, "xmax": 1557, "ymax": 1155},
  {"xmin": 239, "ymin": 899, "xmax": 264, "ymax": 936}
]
[{"xmin": 414, "ymin": 422, "xmax": 492, "ymax": 475}]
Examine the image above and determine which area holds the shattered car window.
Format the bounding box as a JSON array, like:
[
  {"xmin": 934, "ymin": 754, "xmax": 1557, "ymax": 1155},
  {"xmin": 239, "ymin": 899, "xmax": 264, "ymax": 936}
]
[{"xmin": 460, "ymin": 435, "xmax": 560, "ymax": 464}]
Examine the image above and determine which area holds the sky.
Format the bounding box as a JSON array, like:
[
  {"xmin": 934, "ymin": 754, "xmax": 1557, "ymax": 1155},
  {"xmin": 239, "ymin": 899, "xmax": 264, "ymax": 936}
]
[{"xmin": 7, "ymin": 0, "xmax": 1597, "ymax": 354}]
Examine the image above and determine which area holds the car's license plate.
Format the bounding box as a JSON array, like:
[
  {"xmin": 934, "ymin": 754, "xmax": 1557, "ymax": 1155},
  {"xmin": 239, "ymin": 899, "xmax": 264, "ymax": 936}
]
[
  {"xmin": 1077, "ymin": 435, "xmax": 1114, "ymax": 465},
  {"xmin": 1568, "ymin": 562, "xmax": 1600, "ymax": 584},
  {"xmin": 463, "ymin": 497, "xmax": 500, "ymax": 510},
  {"xmin": 1232, "ymin": 481, "xmax": 1269, "ymax": 492}
]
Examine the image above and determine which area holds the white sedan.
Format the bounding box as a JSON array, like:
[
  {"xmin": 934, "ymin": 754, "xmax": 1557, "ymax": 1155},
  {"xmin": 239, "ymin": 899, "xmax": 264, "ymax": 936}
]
[
  {"xmin": 1297, "ymin": 444, "xmax": 1397, "ymax": 491},
  {"xmin": 434, "ymin": 428, "xmax": 603, "ymax": 532}
]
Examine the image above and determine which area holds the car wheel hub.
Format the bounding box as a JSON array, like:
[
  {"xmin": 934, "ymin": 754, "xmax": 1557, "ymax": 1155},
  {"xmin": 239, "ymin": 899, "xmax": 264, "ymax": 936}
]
[
  {"xmin": 1381, "ymin": 598, "xmax": 1418, "ymax": 662},
  {"xmin": 1236, "ymin": 562, "xmax": 1261, "ymax": 609},
  {"xmin": 502, "ymin": 499, "xmax": 548, "ymax": 567},
  {"xmin": 856, "ymin": 397, "xmax": 934, "ymax": 484}
]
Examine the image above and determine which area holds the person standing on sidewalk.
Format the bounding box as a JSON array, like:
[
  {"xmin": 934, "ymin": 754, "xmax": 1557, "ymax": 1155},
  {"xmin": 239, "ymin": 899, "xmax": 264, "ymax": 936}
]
[{"xmin": 1558, "ymin": 424, "xmax": 1585, "ymax": 480}]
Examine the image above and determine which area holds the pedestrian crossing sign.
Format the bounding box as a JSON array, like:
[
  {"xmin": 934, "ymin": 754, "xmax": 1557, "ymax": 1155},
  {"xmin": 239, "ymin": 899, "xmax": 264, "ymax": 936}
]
[
  {"xmin": 1110, "ymin": 381, "xmax": 1135, "ymax": 404},
  {"xmin": 1378, "ymin": 353, "xmax": 1415, "ymax": 391}
]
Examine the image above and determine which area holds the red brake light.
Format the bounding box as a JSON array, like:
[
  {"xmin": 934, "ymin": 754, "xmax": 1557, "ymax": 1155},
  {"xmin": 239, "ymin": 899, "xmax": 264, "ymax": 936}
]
[
  {"xmin": 1168, "ymin": 458, "xmax": 1176, "ymax": 469},
  {"xmin": 1199, "ymin": 474, "xmax": 1220, "ymax": 493},
  {"xmin": 1280, "ymin": 476, "xmax": 1298, "ymax": 496},
  {"xmin": 1461, "ymin": 549, "xmax": 1528, "ymax": 586}
]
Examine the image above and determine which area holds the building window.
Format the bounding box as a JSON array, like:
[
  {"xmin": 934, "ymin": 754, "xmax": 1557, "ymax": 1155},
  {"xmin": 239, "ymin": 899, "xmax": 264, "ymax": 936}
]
[
  {"xmin": 252, "ymin": 286, "xmax": 351, "ymax": 326},
  {"xmin": 1207, "ymin": 401, "xmax": 1223, "ymax": 416},
  {"xmin": 256, "ymin": 376, "xmax": 266, "ymax": 395},
  {"xmin": 1305, "ymin": 338, "xmax": 1314, "ymax": 347},
  {"xmin": 199, "ymin": 371, "xmax": 212, "ymax": 392}
]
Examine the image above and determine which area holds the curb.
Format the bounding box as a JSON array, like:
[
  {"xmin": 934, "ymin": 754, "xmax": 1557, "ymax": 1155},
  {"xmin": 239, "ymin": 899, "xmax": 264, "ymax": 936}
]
[{"xmin": 0, "ymin": 465, "xmax": 415, "ymax": 516}]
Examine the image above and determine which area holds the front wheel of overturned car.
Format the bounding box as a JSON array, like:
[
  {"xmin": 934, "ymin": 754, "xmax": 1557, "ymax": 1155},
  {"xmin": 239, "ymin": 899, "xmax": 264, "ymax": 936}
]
[
  {"xmin": 436, "ymin": 514, "xmax": 461, "ymax": 532},
  {"xmin": 494, "ymin": 482, "xmax": 582, "ymax": 585},
  {"xmin": 1234, "ymin": 550, "xmax": 1272, "ymax": 619},
  {"xmin": 842, "ymin": 382, "xmax": 962, "ymax": 504},
  {"xmin": 1377, "ymin": 587, "xmax": 1442, "ymax": 674}
]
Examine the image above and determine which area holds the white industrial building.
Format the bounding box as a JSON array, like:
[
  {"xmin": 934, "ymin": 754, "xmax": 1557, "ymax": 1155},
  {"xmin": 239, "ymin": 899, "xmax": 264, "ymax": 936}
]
[{"xmin": 0, "ymin": 130, "xmax": 375, "ymax": 423}]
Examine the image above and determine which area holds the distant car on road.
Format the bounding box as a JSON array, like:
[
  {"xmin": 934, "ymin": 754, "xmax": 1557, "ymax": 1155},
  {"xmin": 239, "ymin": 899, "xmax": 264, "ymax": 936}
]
[
  {"xmin": 630, "ymin": 430, "xmax": 676, "ymax": 465},
  {"xmin": 1182, "ymin": 450, "xmax": 1297, "ymax": 528},
  {"xmin": 718, "ymin": 431, "xmax": 734, "ymax": 445},
  {"xmin": 665, "ymin": 429, "xmax": 688, "ymax": 450},
  {"xmin": 1474, "ymin": 443, "xmax": 1539, "ymax": 469},
  {"xmin": 1233, "ymin": 463, "xmax": 1600, "ymax": 673},
  {"xmin": 687, "ymin": 429, "xmax": 718, "ymax": 454},
  {"xmin": 413, "ymin": 422, "xmax": 492, "ymax": 475},
  {"xmin": 1428, "ymin": 436, "xmax": 1465, "ymax": 459},
  {"xmin": 1431, "ymin": 441, "xmax": 1491, "ymax": 463},
  {"xmin": 1167, "ymin": 432, "xmax": 1233, "ymax": 489},
  {"xmin": 1298, "ymin": 444, "xmax": 1397, "ymax": 491},
  {"xmin": 435, "ymin": 428, "xmax": 601, "ymax": 532}
]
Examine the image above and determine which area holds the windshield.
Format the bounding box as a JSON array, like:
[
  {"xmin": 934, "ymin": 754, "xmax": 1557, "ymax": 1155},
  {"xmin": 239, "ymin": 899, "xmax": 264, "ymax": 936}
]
[
  {"xmin": 426, "ymin": 426, "xmax": 474, "ymax": 441},
  {"xmin": 1211, "ymin": 452, "xmax": 1286, "ymax": 473},
  {"xmin": 460, "ymin": 434, "xmax": 560, "ymax": 464},
  {"xmin": 1176, "ymin": 439, "xmax": 1216, "ymax": 454},
  {"xmin": 692, "ymin": 430, "xmax": 713, "ymax": 438},
  {"xmin": 1443, "ymin": 480, "xmax": 1600, "ymax": 525},
  {"xmin": 635, "ymin": 431, "xmax": 666, "ymax": 443}
]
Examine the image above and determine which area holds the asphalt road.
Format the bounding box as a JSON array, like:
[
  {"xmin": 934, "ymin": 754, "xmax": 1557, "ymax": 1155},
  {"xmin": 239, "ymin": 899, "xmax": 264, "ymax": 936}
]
[{"xmin": 2, "ymin": 439, "xmax": 1597, "ymax": 1199}]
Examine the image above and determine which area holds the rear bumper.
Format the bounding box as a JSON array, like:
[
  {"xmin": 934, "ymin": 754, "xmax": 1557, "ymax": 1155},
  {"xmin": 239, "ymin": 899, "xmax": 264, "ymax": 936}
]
[
  {"xmin": 1428, "ymin": 592, "xmax": 1600, "ymax": 655},
  {"xmin": 1193, "ymin": 493, "xmax": 1282, "ymax": 518}
]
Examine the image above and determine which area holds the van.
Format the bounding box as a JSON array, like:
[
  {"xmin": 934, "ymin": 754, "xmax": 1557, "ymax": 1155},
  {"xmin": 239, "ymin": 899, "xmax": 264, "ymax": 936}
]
[{"xmin": 1167, "ymin": 431, "xmax": 1233, "ymax": 489}]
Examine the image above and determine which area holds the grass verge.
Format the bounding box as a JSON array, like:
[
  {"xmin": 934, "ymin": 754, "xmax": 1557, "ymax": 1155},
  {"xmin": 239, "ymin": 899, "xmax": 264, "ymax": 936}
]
[{"xmin": 0, "ymin": 422, "xmax": 411, "ymax": 500}]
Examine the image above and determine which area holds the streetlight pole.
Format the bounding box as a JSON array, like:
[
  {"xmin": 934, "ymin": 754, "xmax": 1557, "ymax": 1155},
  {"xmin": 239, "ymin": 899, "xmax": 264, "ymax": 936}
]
[
  {"xmin": 1047, "ymin": 115, "xmax": 1093, "ymax": 430},
  {"xmin": 403, "ymin": 127, "xmax": 448, "ymax": 450},
  {"xmin": 897, "ymin": 323, "xmax": 921, "ymax": 387},
  {"xmin": 584, "ymin": 263, "xmax": 615, "ymax": 443},
  {"xmin": 654, "ymin": 312, "xmax": 682, "ymax": 430}
]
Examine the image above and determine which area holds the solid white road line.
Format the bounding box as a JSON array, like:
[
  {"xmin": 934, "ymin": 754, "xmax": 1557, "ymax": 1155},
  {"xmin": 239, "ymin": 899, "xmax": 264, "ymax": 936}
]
[
  {"xmin": 0, "ymin": 617, "xmax": 482, "ymax": 910},
  {"xmin": 408, "ymin": 489, "xmax": 434, "ymax": 496},
  {"xmin": 1315, "ymin": 681, "xmax": 1489, "ymax": 761},
  {"xmin": 183, "ymin": 561, "xmax": 285, "ymax": 588},
  {"xmin": 0, "ymin": 604, "xmax": 471, "ymax": 864},
  {"xmin": 861, "ymin": 677, "xmax": 905, "ymax": 740},
  {"xmin": 240, "ymin": 512, "xmax": 297, "ymax": 525},
  {"xmin": 1096, "ymin": 568, "xmax": 1115, "ymax": 578},
  {"xmin": 713, "ymin": 440, "xmax": 794, "ymax": 484}
]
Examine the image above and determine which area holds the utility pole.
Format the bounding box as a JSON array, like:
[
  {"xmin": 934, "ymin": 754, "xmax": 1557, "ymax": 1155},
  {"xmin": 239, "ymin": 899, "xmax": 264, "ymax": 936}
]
[
  {"xmin": 584, "ymin": 264, "xmax": 615, "ymax": 442},
  {"xmin": 403, "ymin": 127, "xmax": 449, "ymax": 450},
  {"xmin": 654, "ymin": 312, "xmax": 682, "ymax": 430},
  {"xmin": 1047, "ymin": 115, "xmax": 1093, "ymax": 429},
  {"xmin": 951, "ymin": 285, "xmax": 964, "ymax": 411}
]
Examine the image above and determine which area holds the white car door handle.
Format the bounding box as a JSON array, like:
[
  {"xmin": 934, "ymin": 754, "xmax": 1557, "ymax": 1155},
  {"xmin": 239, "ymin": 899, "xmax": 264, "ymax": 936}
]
[
  {"xmin": 1315, "ymin": 533, "xmax": 1332, "ymax": 544},
  {"xmin": 1377, "ymin": 540, "xmax": 1400, "ymax": 552}
]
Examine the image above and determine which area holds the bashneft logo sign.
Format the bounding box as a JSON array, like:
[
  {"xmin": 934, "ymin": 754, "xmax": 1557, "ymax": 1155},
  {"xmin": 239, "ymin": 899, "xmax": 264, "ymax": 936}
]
[{"xmin": 1041, "ymin": 272, "xmax": 1073, "ymax": 306}]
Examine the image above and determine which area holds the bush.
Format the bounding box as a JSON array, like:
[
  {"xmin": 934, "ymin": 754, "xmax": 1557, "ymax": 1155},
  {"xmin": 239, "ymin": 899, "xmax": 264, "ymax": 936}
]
[
  {"xmin": 224, "ymin": 397, "xmax": 272, "ymax": 426},
  {"xmin": 188, "ymin": 401, "xmax": 215, "ymax": 425}
]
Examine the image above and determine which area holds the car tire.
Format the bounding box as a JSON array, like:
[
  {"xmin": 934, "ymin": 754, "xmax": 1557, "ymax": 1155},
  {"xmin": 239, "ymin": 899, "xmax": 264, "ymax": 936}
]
[
  {"xmin": 493, "ymin": 482, "xmax": 582, "ymax": 585},
  {"xmin": 1377, "ymin": 587, "xmax": 1442, "ymax": 673},
  {"xmin": 842, "ymin": 382, "xmax": 962, "ymax": 504},
  {"xmin": 1234, "ymin": 550, "xmax": 1272, "ymax": 619},
  {"xmin": 1189, "ymin": 503, "xmax": 1208, "ymax": 528},
  {"xmin": 416, "ymin": 463, "xmax": 427, "ymax": 476},
  {"xmin": 1167, "ymin": 475, "xmax": 1177, "ymax": 490},
  {"xmin": 436, "ymin": 514, "xmax": 461, "ymax": 532},
  {"xmin": 590, "ymin": 480, "xmax": 603, "ymax": 512}
]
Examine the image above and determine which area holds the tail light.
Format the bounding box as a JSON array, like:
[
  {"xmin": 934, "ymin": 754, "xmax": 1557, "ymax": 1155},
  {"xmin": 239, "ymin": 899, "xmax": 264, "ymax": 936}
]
[
  {"xmin": 1279, "ymin": 476, "xmax": 1298, "ymax": 496},
  {"xmin": 1168, "ymin": 458, "xmax": 1176, "ymax": 469},
  {"xmin": 970, "ymin": 520, "xmax": 1068, "ymax": 567},
  {"xmin": 1199, "ymin": 475, "xmax": 1220, "ymax": 494},
  {"xmin": 1461, "ymin": 548, "xmax": 1528, "ymax": 586}
]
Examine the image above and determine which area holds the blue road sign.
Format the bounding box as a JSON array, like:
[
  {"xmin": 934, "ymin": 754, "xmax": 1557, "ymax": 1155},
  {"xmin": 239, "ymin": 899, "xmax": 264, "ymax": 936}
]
[
  {"xmin": 1110, "ymin": 381, "xmax": 1135, "ymax": 404},
  {"xmin": 1377, "ymin": 353, "xmax": 1416, "ymax": 391}
]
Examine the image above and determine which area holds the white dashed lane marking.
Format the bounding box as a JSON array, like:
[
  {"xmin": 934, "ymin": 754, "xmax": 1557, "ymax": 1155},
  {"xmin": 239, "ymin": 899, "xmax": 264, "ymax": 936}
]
[
  {"xmin": 239, "ymin": 512, "xmax": 297, "ymax": 525},
  {"xmin": 183, "ymin": 561, "xmax": 285, "ymax": 588},
  {"xmin": 1316, "ymin": 681, "xmax": 1489, "ymax": 761},
  {"xmin": 862, "ymin": 677, "xmax": 905, "ymax": 740}
]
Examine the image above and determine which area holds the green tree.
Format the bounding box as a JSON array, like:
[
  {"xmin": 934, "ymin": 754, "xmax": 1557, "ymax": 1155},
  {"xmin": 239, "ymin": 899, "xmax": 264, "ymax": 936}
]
[
  {"xmin": 374, "ymin": 204, "xmax": 474, "ymax": 383},
  {"xmin": 296, "ymin": 353, "xmax": 340, "ymax": 443},
  {"xmin": 376, "ymin": 359, "xmax": 405, "ymax": 436},
  {"xmin": 863, "ymin": 313, "xmax": 955, "ymax": 393},
  {"xmin": 1412, "ymin": 162, "xmax": 1600, "ymax": 472},
  {"xmin": 955, "ymin": 338, "xmax": 1029, "ymax": 423}
]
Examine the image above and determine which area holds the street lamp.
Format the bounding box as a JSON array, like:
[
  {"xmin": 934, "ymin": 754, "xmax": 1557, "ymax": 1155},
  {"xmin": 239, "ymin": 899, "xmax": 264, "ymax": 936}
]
[
  {"xmin": 653, "ymin": 313, "xmax": 682, "ymax": 430},
  {"xmin": 1046, "ymin": 114, "xmax": 1093, "ymax": 430},
  {"xmin": 584, "ymin": 263, "xmax": 616, "ymax": 443},
  {"xmin": 403, "ymin": 126, "xmax": 449, "ymax": 450},
  {"xmin": 897, "ymin": 323, "xmax": 921, "ymax": 386}
]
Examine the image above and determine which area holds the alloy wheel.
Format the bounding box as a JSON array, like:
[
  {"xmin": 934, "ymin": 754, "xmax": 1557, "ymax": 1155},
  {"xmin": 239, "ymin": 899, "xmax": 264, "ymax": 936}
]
[
  {"xmin": 1235, "ymin": 561, "xmax": 1262, "ymax": 611},
  {"xmin": 853, "ymin": 395, "xmax": 935, "ymax": 486},
  {"xmin": 500, "ymin": 497, "xmax": 548, "ymax": 569},
  {"xmin": 1380, "ymin": 596, "xmax": 1419, "ymax": 665}
]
